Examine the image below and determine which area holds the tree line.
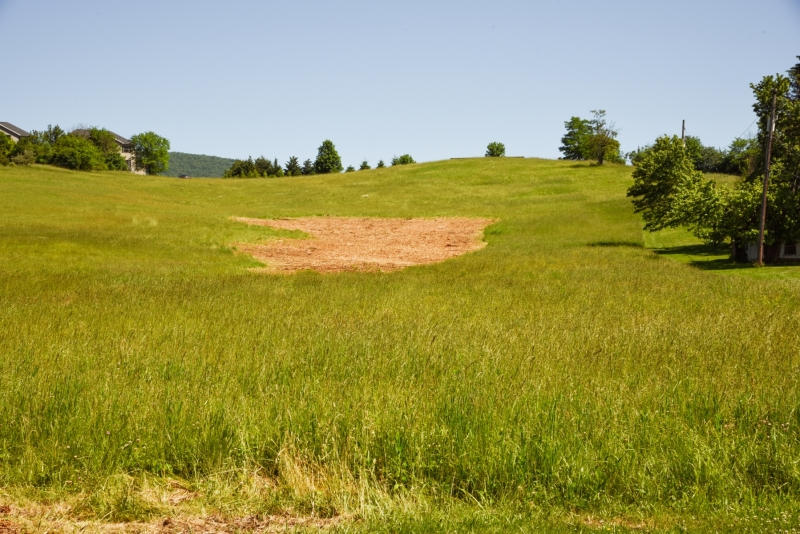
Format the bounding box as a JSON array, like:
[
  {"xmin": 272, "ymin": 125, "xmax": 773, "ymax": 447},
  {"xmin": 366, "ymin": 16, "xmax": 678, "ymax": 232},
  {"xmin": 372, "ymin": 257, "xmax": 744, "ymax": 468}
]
[
  {"xmin": 0, "ymin": 126, "xmax": 170, "ymax": 174},
  {"xmin": 223, "ymin": 139, "xmax": 416, "ymax": 178},
  {"xmin": 627, "ymin": 57, "xmax": 800, "ymax": 262}
]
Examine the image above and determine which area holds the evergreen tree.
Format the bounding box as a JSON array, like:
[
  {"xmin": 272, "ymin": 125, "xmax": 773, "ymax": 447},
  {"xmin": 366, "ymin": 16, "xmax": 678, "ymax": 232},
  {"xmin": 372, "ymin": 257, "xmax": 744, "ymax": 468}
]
[
  {"xmin": 391, "ymin": 154, "xmax": 415, "ymax": 166},
  {"xmin": 376, "ymin": 160, "xmax": 385, "ymax": 168},
  {"xmin": 223, "ymin": 157, "xmax": 258, "ymax": 178},
  {"xmin": 558, "ymin": 117, "xmax": 592, "ymax": 160},
  {"xmin": 359, "ymin": 159, "xmax": 371, "ymax": 170},
  {"xmin": 486, "ymin": 142, "xmax": 506, "ymax": 157},
  {"xmin": 285, "ymin": 156, "xmax": 302, "ymax": 176},
  {"xmin": 313, "ymin": 140, "xmax": 343, "ymax": 174},
  {"xmin": 301, "ymin": 159, "xmax": 315, "ymax": 175},
  {"xmin": 272, "ymin": 158, "xmax": 284, "ymax": 177}
]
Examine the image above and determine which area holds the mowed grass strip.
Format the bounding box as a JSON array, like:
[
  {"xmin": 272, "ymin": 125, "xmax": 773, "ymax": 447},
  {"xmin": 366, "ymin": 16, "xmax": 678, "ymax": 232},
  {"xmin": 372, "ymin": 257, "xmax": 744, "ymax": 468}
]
[{"xmin": 0, "ymin": 160, "xmax": 799, "ymax": 530}]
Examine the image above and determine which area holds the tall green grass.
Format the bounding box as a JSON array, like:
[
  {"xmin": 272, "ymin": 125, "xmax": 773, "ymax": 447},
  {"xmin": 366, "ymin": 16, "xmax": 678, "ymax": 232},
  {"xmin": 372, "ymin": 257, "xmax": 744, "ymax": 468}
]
[{"xmin": 1, "ymin": 159, "xmax": 799, "ymax": 530}]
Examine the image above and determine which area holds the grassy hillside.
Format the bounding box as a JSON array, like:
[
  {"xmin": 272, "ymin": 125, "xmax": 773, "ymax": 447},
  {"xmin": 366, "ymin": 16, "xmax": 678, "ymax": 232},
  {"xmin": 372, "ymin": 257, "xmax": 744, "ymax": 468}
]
[
  {"xmin": 163, "ymin": 151, "xmax": 235, "ymax": 177},
  {"xmin": 1, "ymin": 160, "xmax": 799, "ymax": 532}
]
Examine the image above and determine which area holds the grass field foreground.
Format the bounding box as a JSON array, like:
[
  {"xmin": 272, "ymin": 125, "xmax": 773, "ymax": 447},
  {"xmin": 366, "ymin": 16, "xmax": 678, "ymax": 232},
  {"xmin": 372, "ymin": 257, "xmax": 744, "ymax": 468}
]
[{"xmin": 1, "ymin": 159, "xmax": 800, "ymax": 532}]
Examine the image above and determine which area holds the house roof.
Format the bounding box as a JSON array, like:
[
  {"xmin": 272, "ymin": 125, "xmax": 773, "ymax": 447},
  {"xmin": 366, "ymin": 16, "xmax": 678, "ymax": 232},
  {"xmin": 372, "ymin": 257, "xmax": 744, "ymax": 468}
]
[
  {"xmin": 71, "ymin": 129, "xmax": 131, "ymax": 146},
  {"xmin": 0, "ymin": 122, "xmax": 30, "ymax": 138}
]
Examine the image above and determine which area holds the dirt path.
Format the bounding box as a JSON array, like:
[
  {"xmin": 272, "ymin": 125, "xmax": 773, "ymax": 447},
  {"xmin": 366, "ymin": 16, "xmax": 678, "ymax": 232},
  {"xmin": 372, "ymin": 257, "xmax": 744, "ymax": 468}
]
[{"xmin": 233, "ymin": 217, "xmax": 495, "ymax": 273}]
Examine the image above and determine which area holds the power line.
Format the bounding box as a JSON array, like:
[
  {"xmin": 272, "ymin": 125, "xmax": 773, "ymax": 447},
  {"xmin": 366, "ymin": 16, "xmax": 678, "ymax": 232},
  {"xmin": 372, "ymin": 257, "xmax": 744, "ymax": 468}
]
[{"xmin": 736, "ymin": 118, "xmax": 758, "ymax": 140}]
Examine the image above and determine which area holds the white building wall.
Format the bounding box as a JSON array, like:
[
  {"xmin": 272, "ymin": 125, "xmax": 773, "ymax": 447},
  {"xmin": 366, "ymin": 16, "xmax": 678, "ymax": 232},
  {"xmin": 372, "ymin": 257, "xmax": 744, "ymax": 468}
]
[{"xmin": 746, "ymin": 242, "xmax": 800, "ymax": 261}]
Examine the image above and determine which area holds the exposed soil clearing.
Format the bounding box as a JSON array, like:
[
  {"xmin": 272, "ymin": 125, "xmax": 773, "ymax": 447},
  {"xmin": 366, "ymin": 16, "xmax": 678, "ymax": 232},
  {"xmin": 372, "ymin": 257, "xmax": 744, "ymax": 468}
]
[{"xmin": 233, "ymin": 217, "xmax": 495, "ymax": 273}]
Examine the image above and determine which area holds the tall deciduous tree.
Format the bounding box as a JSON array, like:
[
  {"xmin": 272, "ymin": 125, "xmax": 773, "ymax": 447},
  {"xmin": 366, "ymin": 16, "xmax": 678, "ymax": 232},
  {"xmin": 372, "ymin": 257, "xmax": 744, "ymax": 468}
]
[
  {"xmin": 789, "ymin": 56, "xmax": 800, "ymax": 101},
  {"xmin": 313, "ymin": 140, "xmax": 342, "ymax": 174},
  {"xmin": 131, "ymin": 132, "xmax": 170, "ymax": 175},
  {"xmin": 586, "ymin": 110, "xmax": 623, "ymax": 165}
]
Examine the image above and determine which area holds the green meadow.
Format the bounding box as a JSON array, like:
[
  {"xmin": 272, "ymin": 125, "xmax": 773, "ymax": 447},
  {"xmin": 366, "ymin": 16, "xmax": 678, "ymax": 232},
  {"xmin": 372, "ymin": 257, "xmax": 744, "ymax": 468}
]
[{"xmin": 1, "ymin": 159, "xmax": 800, "ymax": 532}]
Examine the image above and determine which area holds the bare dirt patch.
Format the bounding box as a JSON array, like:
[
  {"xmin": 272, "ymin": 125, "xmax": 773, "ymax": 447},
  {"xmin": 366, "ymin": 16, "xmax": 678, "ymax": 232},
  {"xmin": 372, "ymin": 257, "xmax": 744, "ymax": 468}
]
[
  {"xmin": 0, "ymin": 512, "xmax": 341, "ymax": 533},
  {"xmin": 233, "ymin": 217, "xmax": 495, "ymax": 273}
]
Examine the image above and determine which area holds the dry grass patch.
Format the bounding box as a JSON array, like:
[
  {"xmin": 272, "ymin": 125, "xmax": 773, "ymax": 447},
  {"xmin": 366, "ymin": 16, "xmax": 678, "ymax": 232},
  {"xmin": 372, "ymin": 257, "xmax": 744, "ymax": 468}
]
[
  {"xmin": 233, "ymin": 217, "xmax": 495, "ymax": 273},
  {"xmin": 0, "ymin": 501, "xmax": 344, "ymax": 533}
]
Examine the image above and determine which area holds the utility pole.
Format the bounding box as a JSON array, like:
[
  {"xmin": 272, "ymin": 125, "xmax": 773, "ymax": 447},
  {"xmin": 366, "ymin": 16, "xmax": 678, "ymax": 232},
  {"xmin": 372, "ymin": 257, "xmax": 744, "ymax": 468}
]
[
  {"xmin": 757, "ymin": 91, "xmax": 778, "ymax": 266},
  {"xmin": 681, "ymin": 120, "xmax": 685, "ymax": 147}
]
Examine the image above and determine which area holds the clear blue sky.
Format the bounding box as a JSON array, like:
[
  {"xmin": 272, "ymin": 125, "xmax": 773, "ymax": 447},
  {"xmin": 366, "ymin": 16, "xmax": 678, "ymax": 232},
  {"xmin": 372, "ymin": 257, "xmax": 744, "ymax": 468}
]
[{"xmin": 1, "ymin": 0, "xmax": 798, "ymax": 166}]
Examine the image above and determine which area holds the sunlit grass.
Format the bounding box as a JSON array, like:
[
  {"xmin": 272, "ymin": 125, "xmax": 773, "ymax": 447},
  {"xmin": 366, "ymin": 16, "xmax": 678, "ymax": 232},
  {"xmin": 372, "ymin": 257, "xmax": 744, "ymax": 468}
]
[{"xmin": 1, "ymin": 160, "xmax": 799, "ymax": 532}]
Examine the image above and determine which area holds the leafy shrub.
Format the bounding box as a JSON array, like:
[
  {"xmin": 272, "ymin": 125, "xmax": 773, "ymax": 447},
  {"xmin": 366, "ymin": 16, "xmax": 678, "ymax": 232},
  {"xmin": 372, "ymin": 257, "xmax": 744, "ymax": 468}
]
[
  {"xmin": 391, "ymin": 154, "xmax": 415, "ymax": 166},
  {"xmin": 486, "ymin": 142, "xmax": 506, "ymax": 157},
  {"xmin": 0, "ymin": 133, "xmax": 15, "ymax": 154},
  {"xmin": 0, "ymin": 134, "xmax": 13, "ymax": 165},
  {"xmin": 50, "ymin": 135, "xmax": 107, "ymax": 171},
  {"xmin": 11, "ymin": 149, "xmax": 36, "ymax": 166},
  {"xmin": 105, "ymin": 152, "xmax": 129, "ymax": 171},
  {"xmin": 10, "ymin": 136, "xmax": 51, "ymax": 164},
  {"xmin": 314, "ymin": 140, "xmax": 343, "ymax": 174}
]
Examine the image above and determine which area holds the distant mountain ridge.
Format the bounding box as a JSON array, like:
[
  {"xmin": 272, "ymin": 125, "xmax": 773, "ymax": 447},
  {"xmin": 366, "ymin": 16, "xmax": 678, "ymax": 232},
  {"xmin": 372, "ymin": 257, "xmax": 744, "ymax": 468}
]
[{"xmin": 164, "ymin": 152, "xmax": 235, "ymax": 178}]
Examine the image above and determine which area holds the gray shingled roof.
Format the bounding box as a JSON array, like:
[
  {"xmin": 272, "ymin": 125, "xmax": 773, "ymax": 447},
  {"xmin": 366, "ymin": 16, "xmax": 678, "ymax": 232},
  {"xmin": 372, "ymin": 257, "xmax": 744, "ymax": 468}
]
[
  {"xmin": 71, "ymin": 129, "xmax": 131, "ymax": 146},
  {"xmin": 0, "ymin": 122, "xmax": 30, "ymax": 138}
]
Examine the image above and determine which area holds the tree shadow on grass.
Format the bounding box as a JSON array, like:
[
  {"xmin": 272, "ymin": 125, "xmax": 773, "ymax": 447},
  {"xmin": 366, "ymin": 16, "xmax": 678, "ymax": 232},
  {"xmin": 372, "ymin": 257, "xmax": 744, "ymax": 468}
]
[
  {"xmin": 587, "ymin": 240, "xmax": 644, "ymax": 248},
  {"xmin": 653, "ymin": 243, "xmax": 751, "ymax": 271}
]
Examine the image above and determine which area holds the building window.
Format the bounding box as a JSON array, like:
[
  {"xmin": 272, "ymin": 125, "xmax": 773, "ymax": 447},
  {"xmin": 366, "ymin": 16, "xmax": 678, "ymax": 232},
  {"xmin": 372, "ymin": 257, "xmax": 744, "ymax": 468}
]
[{"xmin": 785, "ymin": 243, "xmax": 797, "ymax": 256}]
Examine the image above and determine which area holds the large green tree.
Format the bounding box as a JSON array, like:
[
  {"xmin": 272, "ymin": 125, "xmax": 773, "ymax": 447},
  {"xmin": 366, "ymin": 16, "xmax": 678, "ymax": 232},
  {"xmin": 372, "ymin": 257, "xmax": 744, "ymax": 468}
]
[
  {"xmin": 586, "ymin": 110, "xmax": 623, "ymax": 165},
  {"xmin": 627, "ymin": 64, "xmax": 800, "ymax": 261},
  {"xmin": 485, "ymin": 142, "xmax": 505, "ymax": 157},
  {"xmin": 626, "ymin": 135, "xmax": 704, "ymax": 232},
  {"xmin": 558, "ymin": 117, "xmax": 591, "ymax": 160},
  {"xmin": 313, "ymin": 140, "xmax": 342, "ymax": 174},
  {"xmin": 130, "ymin": 132, "xmax": 170, "ymax": 175}
]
